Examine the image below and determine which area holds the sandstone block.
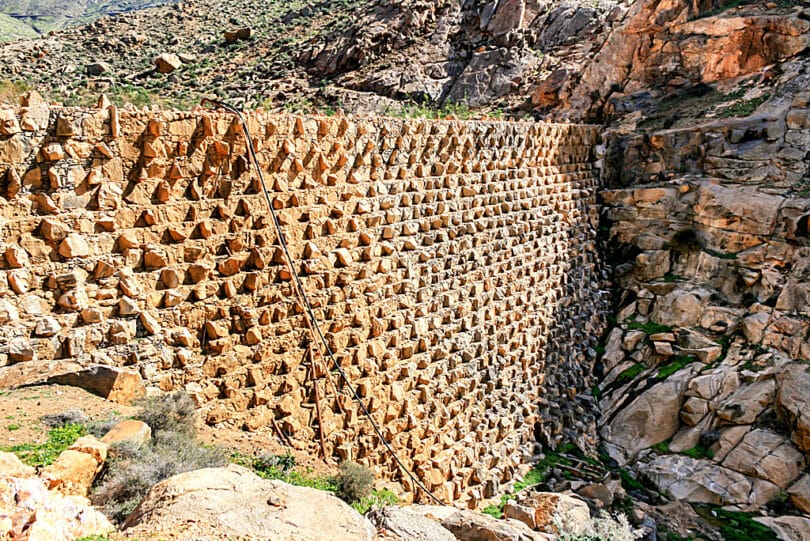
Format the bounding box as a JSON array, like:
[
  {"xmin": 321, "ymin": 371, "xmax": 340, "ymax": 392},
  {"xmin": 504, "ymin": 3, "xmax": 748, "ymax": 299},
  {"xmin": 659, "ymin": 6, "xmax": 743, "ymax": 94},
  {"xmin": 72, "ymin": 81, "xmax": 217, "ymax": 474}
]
[
  {"xmin": 154, "ymin": 53, "xmax": 182, "ymax": 73},
  {"xmin": 101, "ymin": 420, "xmax": 152, "ymax": 447},
  {"xmin": 0, "ymin": 451, "xmax": 35, "ymax": 478},
  {"xmin": 58, "ymin": 234, "xmax": 91, "ymax": 259}
]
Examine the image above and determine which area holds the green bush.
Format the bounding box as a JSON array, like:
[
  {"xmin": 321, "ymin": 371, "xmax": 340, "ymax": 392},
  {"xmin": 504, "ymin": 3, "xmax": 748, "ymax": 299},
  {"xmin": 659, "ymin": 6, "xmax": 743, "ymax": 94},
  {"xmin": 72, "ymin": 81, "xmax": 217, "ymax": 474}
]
[{"xmin": 336, "ymin": 461, "xmax": 374, "ymax": 504}]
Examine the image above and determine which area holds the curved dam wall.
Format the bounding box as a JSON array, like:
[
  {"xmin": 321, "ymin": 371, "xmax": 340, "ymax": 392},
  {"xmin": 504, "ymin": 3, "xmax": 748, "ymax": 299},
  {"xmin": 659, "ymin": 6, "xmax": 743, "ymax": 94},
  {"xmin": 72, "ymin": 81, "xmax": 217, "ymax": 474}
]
[{"xmin": 0, "ymin": 99, "xmax": 607, "ymax": 506}]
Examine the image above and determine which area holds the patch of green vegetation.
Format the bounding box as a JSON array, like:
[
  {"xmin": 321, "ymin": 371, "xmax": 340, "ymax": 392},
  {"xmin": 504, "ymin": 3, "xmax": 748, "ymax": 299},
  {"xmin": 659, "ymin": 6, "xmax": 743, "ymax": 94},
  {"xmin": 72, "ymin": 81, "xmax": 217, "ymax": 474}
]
[
  {"xmin": 618, "ymin": 468, "xmax": 645, "ymax": 492},
  {"xmin": 1, "ymin": 423, "xmax": 86, "ymax": 467},
  {"xmin": 663, "ymin": 273, "xmax": 685, "ymax": 283},
  {"xmin": 712, "ymin": 508, "xmax": 779, "ymax": 541},
  {"xmin": 714, "ymin": 335, "xmax": 731, "ymax": 364},
  {"xmin": 742, "ymin": 358, "xmax": 768, "ymax": 372},
  {"xmin": 617, "ymin": 363, "xmax": 646, "ymax": 382},
  {"xmin": 651, "ymin": 440, "xmax": 671, "ymax": 454},
  {"xmin": 681, "ymin": 444, "xmax": 714, "ymax": 460},
  {"xmin": 658, "ymin": 528, "xmax": 698, "ymax": 541},
  {"xmin": 718, "ymin": 94, "xmax": 770, "ymax": 118},
  {"xmin": 591, "ymin": 385, "xmax": 602, "ymax": 399},
  {"xmin": 352, "ymin": 488, "xmax": 399, "ymax": 514},
  {"xmin": 625, "ymin": 317, "xmax": 673, "ymax": 335},
  {"xmin": 385, "ymin": 100, "xmax": 483, "ymax": 121},
  {"xmin": 656, "ymin": 355, "xmax": 699, "ymax": 379},
  {"xmin": 483, "ymin": 443, "xmax": 579, "ymax": 518},
  {"xmin": 7, "ymin": 423, "xmax": 20, "ymax": 431},
  {"xmin": 233, "ymin": 452, "xmax": 339, "ymax": 493}
]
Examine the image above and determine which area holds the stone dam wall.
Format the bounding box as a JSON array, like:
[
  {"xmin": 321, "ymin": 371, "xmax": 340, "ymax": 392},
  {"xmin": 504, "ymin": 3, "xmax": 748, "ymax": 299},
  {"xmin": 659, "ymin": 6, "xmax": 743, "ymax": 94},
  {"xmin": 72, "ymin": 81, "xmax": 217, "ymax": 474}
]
[{"xmin": 0, "ymin": 98, "xmax": 608, "ymax": 506}]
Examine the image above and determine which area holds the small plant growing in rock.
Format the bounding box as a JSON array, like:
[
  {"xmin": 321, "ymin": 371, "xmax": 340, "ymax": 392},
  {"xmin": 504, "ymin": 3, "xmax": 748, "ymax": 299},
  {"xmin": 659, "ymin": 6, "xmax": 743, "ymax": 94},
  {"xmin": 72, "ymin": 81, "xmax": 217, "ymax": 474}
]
[
  {"xmin": 336, "ymin": 461, "xmax": 374, "ymax": 504},
  {"xmin": 698, "ymin": 429, "xmax": 720, "ymax": 448},
  {"xmin": 555, "ymin": 511, "xmax": 643, "ymax": 541}
]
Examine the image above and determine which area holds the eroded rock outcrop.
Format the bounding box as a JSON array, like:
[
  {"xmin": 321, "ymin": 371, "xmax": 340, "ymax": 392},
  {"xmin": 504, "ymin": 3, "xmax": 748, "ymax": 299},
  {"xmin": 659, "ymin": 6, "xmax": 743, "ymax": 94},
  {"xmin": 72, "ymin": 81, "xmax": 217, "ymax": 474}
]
[
  {"xmin": 123, "ymin": 464, "xmax": 375, "ymax": 540},
  {"xmin": 599, "ymin": 79, "xmax": 810, "ymax": 515}
]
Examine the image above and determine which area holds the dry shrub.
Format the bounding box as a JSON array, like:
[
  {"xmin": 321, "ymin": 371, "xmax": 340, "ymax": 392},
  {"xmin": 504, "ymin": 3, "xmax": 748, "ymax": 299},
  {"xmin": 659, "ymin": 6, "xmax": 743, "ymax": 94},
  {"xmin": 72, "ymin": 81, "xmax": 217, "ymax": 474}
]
[
  {"xmin": 134, "ymin": 391, "xmax": 196, "ymax": 436},
  {"xmin": 337, "ymin": 461, "xmax": 374, "ymax": 503},
  {"xmin": 92, "ymin": 431, "xmax": 226, "ymax": 523}
]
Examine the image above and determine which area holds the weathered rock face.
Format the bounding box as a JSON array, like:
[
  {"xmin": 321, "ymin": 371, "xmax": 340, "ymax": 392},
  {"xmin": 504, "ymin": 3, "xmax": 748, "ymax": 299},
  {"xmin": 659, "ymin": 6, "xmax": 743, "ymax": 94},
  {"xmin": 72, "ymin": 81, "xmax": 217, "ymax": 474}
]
[
  {"xmin": 0, "ymin": 103, "xmax": 607, "ymax": 504},
  {"xmin": 600, "ymin": 365, "xmax": 697, "ymax": 465},
  {"xmin": 0, "ymin": 475, "xmax": 113, "ymax": 541},
  {"xmin": 600, "ymin": 83, "xmax": 810, "ymax": 514},
  {"xmin": 441, "ymin": 508, "xmax": 551, "ymax": 541},
  {"xmin": 753, "ymin": 516, "xmax": 810, "ymax": 541},
  {"xmin": 123, "ymin": 464, "xmax": 374, "ymax": 540},
  {"xmin": 503, "ymin": 491, "xmax": 590, "ymax": 535},
  {"xmin": 562, "ymin": 1, "xmax": 810, "ymax": 120},
  {"xmin": 367, "ymin": 505, "xmax": 456, "ymax": 541}
]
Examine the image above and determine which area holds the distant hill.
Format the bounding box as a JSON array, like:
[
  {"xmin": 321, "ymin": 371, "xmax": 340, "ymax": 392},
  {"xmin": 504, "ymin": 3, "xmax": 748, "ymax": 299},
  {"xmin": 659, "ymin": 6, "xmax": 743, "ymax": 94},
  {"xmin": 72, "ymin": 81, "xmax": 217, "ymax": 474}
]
[
  {"xmin": 0, "ymin": 12, "xmax": 38, "ymax": 43},
  {"xmin": 0, "ymin": 0, "xmax": 175, "ymax": 36}
]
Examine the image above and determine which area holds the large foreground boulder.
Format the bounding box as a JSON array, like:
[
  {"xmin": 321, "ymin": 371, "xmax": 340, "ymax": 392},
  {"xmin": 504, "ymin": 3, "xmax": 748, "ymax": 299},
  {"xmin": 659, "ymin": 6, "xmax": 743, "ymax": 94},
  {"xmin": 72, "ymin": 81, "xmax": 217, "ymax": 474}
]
[
  {"xmin": 0, "ymin": 476, "xmax": 113, "ymax": 541},
  {"xmin": 123, "ymin": 464, "xmax": 374, "ymax": 540}
]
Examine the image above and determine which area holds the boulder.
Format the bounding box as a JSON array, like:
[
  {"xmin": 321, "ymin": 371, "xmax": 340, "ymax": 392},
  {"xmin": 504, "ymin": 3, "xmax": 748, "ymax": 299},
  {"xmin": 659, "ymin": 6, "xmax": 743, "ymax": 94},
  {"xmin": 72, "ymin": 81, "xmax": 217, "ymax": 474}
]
[
  {"xmin": 0, "ymin": 476, "xmax": 113, "ymax": 540},
  {"xmin": 601, "ymin": 365, "xmax": 697, "ymax": 465},
  {"xmin": 224, "ymin": 27, "xmax": 252, "ymax": 43},
  {"xmin": 86, "ymin": 62, "xmax": 112, "ymax": 76},
  {"xmin": 776, "ymin": 362, "xmax": 810, "ymax": 451},
  {"xmin": 124, "ymin": 464, "xmax": 374, "ymax": 540},
  {"xmin": 721, "ymin": 429, "xmax": 804, "ymax": 488},
  {"xmin": 441, "ymin": 509, "xmax": 552, "ymax": 541},
  {"xmin": 367, "ymin": 506, "xmax": 456, "ymax": 541},
  {"xmin": 787, "ymin": 474, "xmax": 810, "ymax": 514},
  {"xmin": 601, "ymin": 327, "xmax": 625, "ymax": 371},
  {"xmin": 101, "ymin": 419, "xmax": 152, "ymax": 446},
  {"xmin": 504, "ymin": 492, "xmax": 590, "ymax": 534},
  {"xmin": 0, "ymin": 451, "xmax": 35, "ymax": 478},
  {"xmin": 154, "ymin": 53, "xmax": 182, "ymax": 74},
  {"xmin": 716, "ymin": 379, "xmax": 775, "ymax": 425},
  {"xmin": 637, "ymin": 454, "xmax": 781, "ymax": 509},
  {"xmin": 47, "ymin": 365, "xmax": 146, "ymax": 405},
  {"xmin": 753, "ymin": 516, "xmax": 810, "ymax": 541},
  {"xmin": 40, "ymin": 436, "xmax": 108, "ymax": 497},
  {"xmin": 650, "ymin": 288, "xmax": 710, "ymax": 328}
]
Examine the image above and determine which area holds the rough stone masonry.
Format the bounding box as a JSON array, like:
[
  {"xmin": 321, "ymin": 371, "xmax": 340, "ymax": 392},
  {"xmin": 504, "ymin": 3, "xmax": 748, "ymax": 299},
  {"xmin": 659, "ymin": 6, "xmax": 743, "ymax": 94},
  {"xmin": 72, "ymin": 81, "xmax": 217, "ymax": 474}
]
[{"xmin": 0, "ymin": 93, "xmax": 608, "ymax": 507}]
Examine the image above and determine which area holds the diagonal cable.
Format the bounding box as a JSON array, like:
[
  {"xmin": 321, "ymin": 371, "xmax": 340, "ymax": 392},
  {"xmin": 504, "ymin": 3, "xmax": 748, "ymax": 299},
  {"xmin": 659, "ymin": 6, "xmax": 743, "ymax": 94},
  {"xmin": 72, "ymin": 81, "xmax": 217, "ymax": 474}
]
[{"xmin": 201, "ymin": 98, "xmax": 445, "ymax": 506}]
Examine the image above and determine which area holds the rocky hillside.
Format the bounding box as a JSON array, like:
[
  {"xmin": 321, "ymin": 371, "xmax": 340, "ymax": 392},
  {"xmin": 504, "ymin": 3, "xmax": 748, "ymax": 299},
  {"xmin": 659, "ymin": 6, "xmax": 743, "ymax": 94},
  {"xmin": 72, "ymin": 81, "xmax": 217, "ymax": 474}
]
[
  {"xmin": 0, "ymin": 0, "xmax": 623, "ymax": 114},
  {"xmin": 0, "ymin": 0, "xmax": 176, "ymax": 40},
  {"xmin": 0, "ymin": 0, "xmax": 806, "ymax": 124}
]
